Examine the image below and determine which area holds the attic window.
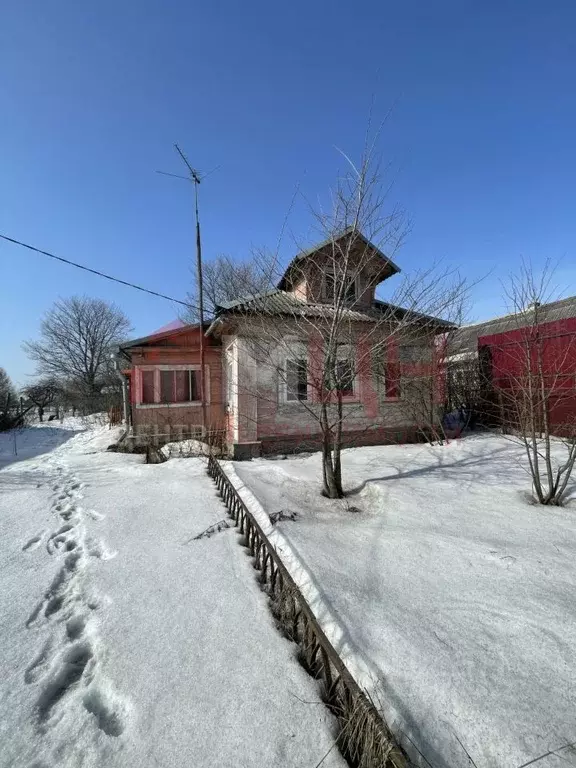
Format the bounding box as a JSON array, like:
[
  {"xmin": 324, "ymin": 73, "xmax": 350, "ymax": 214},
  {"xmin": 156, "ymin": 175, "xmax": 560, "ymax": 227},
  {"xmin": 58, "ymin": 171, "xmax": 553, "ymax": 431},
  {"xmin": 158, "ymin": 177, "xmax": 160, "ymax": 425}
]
[{"xmin": 323, "ymin": 271, "xmax": 357, "ymax": 304}]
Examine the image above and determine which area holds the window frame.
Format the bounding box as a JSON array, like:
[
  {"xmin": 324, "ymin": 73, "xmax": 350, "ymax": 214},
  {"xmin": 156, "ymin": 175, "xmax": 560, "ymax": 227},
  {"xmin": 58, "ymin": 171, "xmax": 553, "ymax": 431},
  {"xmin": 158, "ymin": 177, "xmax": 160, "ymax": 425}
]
[
  {"xmin": 322, "ymin": 269, "xmax": 358, "ymax": 305},
  {"xmin": 325, "ymin": 343, "xmax": 358, "ymax": 400},
  {"xmin": 135, "ymin": 365, "xmax": 210, "ymax": 409},
  {"xmin": 334, "ymin": 358, "xmax": 355, "ymax": 398},
  {"xmin": 280, "ymin": 341, "xmax": 309, "ymax": 403},
  {"xmin": 285, "ymin": 357, "xmax": 309, "ymax": 402}
]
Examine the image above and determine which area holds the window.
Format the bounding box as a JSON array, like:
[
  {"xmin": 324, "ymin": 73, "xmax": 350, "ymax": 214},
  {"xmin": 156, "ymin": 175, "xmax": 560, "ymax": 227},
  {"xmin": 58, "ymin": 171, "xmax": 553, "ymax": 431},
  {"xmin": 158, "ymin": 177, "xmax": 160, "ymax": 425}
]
[
  {"xmin": 286, "ymin": 359, "xmax": 308, "ymax": 401},
  {"xmin": 142, "ymin": 370, "xmax": 155, "ymax": 403},
  {"xmin": 140, "ymin": 368, "xmax": 202, "ymax": 405},
  {"xmin": 323, "ymin": 272, "xmax": 356, "ymax": 304},
  {"xmin": 344, "ymin": 279, "xmax": 357, "ymax": 304},
  {"xmin": 324, "ymin": 272, "xmax": 336, "ymax": 302},
  {"xmin": 160, "ymin": 370, "xmax": 174, "ymax": 402},
  {"xmin": 160, "ymin": 369, "xmax": 201, "ymax": 403},
  {"xmin": 335, "ymin": 359, "xmax": 355, "ymax": 396},
  {"xmin": 326, "ymin": 343, "xmax": 356, "ymax": 398}
]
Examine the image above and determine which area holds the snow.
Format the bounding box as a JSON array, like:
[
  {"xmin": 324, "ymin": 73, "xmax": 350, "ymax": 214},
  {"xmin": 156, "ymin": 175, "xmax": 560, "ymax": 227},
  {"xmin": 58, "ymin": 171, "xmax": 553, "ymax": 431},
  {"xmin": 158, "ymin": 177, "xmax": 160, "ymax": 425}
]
[
  {"xmin": 160, "ymin": 438, "xmax": 222, "ymax": 458},
  {"xmin": 232, "ymin": 434, "xmax": 576, "ymax": 768},
  {"xmin": 0, "ymin": 420, "xmax": 344, "ymax": 768}
]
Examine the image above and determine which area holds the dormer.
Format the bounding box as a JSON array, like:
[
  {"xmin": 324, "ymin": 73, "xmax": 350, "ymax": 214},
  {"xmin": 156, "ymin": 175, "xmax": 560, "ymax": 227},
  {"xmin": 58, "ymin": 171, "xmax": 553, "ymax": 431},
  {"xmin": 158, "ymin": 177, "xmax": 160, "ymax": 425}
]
[{"xmin": 277, "ymin": 228, "xmax": 400, "ymax": 310}]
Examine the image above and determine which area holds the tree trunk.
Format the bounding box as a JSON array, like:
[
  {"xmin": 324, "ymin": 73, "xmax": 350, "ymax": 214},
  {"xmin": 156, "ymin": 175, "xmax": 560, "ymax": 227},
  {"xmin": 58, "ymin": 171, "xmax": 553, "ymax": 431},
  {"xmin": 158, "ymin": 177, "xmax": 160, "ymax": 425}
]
[
  {"xmin": 333, "ymin": 394, "xmax": 344, "ymax": 496},
  {"xmin": 38, "ymin": 407, "xmax": 44, "ymax": 422},
  {"xmin": 322, "ymin": 442, "xmax": 343, "ymax": 498},
  {"xmin": 319, "ymin": 398, "xmax": 344, "ymax": 499}
]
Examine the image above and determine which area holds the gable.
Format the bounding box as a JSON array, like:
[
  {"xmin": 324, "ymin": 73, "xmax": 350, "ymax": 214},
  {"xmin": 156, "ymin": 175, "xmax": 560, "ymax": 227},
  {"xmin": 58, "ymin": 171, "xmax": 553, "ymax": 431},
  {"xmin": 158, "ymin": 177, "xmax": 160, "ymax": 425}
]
[
  {"xmin": 277, "ymin": 228, "xmax": 400, "ymax": 293},
  {"xmin": 121, "ymin": 322, "xmax": 212, "ymax": 350}
]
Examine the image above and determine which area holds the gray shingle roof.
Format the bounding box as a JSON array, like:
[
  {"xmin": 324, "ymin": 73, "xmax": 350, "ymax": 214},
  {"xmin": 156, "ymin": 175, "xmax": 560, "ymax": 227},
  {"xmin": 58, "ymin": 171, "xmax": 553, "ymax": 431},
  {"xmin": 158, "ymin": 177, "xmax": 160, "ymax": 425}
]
[
  {"xmin": 216, "ymin": 289, "xmax": 379, "ymax": 321},
  {"xmin": 212, "ymin": 289, "xmax": 454, "ymax": 329}
]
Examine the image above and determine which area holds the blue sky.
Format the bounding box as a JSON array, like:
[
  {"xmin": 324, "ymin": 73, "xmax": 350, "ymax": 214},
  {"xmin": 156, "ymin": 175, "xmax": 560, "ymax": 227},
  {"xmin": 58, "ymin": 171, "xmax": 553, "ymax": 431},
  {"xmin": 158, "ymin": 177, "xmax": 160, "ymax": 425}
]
[{"xmin": 2, "ymin": 1, "xmax": 575, "ymax": 385}]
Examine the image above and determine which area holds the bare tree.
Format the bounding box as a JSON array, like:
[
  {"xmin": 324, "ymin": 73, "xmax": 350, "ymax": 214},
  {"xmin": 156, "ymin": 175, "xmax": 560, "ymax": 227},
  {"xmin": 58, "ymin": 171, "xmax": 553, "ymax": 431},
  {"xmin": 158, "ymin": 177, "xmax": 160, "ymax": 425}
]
[
  {"xmin": 223, "ymin": 146, "xmax": 467, "ymax": 498},
  {"xmin": 182, "ymin": 254, "xmax": 272, "ymax": 323},
  {"xmin": 489, "ymin": 262, "xmax": 576, "ymax": 505},
  {"xmin": 0, "ymin": 368, "xmax": 16, "ymax": 408},
  {"xmin": 0, "ymin": 367, "xmax": 25, "ymax": 431},
  {"xmin": 23, "ymin": 296, "xmax": 132, "ymax": 409},
  {"xmin": 23, "ymin": 378, "xmax": 61, "ymax": 422}
]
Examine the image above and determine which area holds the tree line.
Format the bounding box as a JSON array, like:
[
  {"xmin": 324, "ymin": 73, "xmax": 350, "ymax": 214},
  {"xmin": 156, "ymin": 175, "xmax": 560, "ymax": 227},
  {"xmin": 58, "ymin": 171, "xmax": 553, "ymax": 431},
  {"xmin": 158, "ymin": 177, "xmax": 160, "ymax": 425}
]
[{"xmin": 1, "ymin": 296, "xmax": 131, "ymax": 430}]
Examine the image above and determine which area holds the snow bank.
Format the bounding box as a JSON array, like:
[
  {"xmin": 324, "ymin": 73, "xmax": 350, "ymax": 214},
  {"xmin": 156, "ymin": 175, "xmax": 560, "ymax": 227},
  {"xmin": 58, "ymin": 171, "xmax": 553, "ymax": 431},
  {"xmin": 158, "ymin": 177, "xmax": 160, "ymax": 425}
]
[{"xmin": 233, "ymin": 435, "xmax": 576, "ymax": 768}]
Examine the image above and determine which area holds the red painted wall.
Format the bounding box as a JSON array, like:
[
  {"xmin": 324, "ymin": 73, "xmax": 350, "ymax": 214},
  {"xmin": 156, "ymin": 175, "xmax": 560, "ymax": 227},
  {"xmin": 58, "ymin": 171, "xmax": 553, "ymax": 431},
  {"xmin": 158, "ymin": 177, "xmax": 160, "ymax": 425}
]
[
  {"xmin": 127, "ymin": 327, "xmax": 225, "ymax": 431},
  {"xmin": 479, "ymin": 316, "xmax": 576, "ymax": 430}
]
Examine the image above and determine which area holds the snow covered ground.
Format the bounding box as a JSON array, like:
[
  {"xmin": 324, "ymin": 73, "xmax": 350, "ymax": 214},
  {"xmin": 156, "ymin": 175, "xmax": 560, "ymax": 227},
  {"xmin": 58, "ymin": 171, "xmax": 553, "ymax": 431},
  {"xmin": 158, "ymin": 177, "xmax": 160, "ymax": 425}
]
[
  {"xmin": 0, "ymin": 421, "xmax": 344, "ymax": 768},
  {"xmin": 232, "ymin": 434, "xmax": 576, "ymax": 768}
]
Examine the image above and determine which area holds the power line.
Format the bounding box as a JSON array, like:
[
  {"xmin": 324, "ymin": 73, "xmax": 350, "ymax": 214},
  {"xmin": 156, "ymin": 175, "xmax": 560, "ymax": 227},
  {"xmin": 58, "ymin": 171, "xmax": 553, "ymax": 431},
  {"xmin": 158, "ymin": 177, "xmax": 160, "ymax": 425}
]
[{"xmin": 0, "ymin": 233, "xmax": 197, "ymax": 311}]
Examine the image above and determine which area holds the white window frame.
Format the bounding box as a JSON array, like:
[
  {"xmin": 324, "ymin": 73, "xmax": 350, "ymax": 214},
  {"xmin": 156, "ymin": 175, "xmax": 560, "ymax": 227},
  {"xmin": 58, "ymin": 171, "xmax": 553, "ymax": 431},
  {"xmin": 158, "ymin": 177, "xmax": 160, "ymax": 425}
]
[
  {"xmin": 224, "ymin": 343, "xmax": 237, "ymax": 414},
  {"xmin": 280, "ymin": 341, "xmax": 309, "ymax": 403},
  {"xmin": 135, "ymin": 364, "xmax": 210, "ymax": 409}
]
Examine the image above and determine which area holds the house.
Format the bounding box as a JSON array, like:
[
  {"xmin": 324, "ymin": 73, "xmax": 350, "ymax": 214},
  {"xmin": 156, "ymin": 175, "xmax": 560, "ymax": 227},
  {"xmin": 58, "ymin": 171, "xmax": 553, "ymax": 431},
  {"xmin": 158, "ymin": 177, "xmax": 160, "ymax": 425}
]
[
  {"xmin": 448, "ymin": 295, "xmax": 576, "ymax": 434},
  {"xmin": 120, "ymin": 229, "xmax": 452, "ymax": 457}
]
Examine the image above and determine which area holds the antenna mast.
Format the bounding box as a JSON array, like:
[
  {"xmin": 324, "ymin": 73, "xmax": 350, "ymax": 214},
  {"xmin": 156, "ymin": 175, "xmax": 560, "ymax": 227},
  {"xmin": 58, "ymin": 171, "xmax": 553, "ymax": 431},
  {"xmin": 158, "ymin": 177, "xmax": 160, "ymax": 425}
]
[{"xmin": 173, "ymin": 144, "xmax": 208, "ymax": 436}]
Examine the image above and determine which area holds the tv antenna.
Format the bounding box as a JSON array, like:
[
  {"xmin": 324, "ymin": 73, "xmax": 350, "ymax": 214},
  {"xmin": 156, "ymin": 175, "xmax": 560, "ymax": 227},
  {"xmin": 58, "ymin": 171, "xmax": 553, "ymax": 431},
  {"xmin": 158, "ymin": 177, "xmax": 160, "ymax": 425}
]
[{"xmin": 157, "ymin": 144, "xmax": 219, "ymax": 435}]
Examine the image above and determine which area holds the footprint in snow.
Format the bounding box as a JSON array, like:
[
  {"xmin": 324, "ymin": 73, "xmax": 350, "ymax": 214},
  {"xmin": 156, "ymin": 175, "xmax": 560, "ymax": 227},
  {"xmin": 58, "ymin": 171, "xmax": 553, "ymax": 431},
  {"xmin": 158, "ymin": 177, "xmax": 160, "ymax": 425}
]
[
  {"xmin": 66, "ymin": 614, "xmax": 88, "ymax": 642},
  {"xmin": 88, "ymin": 539, "xmax": 117, "ymax": 561},
  {"xmin": 22, "ymin": 532, "xmax": 45, "ymax": 552},
  {"xmin": 25, "ymin": 637, "xmax": 55, "ymax": 684},
  {"xmin": 83, "ymin": 681, "xmax": 129, "ymax": 737},
  {"xmin": 46, "ymin": 524, "xmax": 76, "ymax": 555},
  {"xmin": 36, "ymin": 641, "xmax": 94, "ymax": 725},
  {"xmin": 26, "ymin": 552, "xmax": 83, "ymax": 627}
]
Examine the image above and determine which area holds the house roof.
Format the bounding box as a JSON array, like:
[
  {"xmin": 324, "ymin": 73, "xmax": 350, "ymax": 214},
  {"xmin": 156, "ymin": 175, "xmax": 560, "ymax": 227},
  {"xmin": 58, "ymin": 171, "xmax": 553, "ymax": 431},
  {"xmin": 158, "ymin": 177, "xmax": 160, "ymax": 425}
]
[
  {"xmin": 120, "ymin": 321, "xmax": 207, "ymax": 350},
  {"xmin": 277, "ymin": 227, "xmax": 401, "ymax": 291},
  {"xmin": 208, "ymin": 289, "xmax": 454, "ymax": 333},
  {"xmin": 215, "ymin": 289, "xmax": 281, "ymax": 312},
  {"xmin": 449, "ymin": 295, "xmax": 576, "ymax": 355},
  {"xmin": 150, "ymin": 319, "xmax": 188, "ymax": 335}
]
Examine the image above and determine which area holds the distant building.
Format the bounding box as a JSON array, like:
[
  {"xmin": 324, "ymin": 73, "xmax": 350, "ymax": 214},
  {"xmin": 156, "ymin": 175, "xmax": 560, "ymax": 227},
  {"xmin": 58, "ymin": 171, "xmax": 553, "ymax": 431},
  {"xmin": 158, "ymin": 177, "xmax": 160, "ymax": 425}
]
[{"xmin": 448, "ymin": 296, "xmax": 576, "ymax": 434}]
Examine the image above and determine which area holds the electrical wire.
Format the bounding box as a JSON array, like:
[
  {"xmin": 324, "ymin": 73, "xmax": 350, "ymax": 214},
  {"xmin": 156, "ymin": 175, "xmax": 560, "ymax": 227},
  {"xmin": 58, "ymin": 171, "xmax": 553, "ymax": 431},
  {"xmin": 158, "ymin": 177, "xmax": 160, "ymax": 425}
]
[{"xmin": 0, "ymin": 233, "xmax": 197, "ymax": 310}]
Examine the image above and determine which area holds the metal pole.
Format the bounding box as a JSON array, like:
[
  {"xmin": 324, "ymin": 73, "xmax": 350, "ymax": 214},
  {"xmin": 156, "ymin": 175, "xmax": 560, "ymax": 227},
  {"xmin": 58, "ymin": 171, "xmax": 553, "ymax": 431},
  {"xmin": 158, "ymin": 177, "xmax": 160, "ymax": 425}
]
[
  {"xmin": 193, "ymin": 179, "xmax": 208, "ymax": 436},
  {"xmin": 171, "ymin": 144, "xmax": 209, "ymax": 437}
]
